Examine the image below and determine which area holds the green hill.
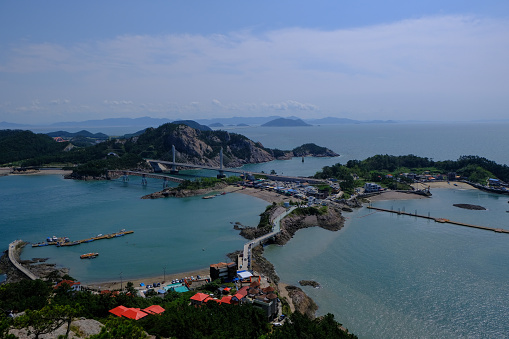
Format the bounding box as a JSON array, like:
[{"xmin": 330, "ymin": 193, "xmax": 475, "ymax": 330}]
[{"xmin": 0, "ymin": 130, "xmax": 66, "ymax": 164}]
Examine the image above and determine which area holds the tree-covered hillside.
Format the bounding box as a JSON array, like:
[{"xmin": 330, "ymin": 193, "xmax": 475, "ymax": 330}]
[
  {"xmin": 0, "ymin": 130, "xmax": 66, "ymax": 164},
  {"xmin": 314, "ymin": 154, "xmax": 509, "ymax": 189}
]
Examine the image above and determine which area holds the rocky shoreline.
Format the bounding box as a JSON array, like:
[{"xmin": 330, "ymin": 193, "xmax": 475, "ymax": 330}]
[
  {"xmin": 0, "ymin": 243, "xmax": 69, "ymax": 285},
  {"xmin": 141, "ymin": 181, "xmax": 234, "ymax": 199}
]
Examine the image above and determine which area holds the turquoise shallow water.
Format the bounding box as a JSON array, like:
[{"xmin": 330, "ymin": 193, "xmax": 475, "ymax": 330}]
[
  {"xmin": 0, "ymin": 174, "xmax": 267, "ymax": 283},
  {"xmin": 265, "ymin": 188, "xmax": 509, "ymax": 338}
]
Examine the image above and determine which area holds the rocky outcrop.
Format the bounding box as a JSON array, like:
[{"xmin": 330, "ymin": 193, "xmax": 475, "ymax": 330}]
[
  {"xmin": 275, "ymin": 205, "xmax": 345, "ymax": 245},
  {"xmin": 285, "ymin": 285, "xmax": 318, "ymax": 319},
  {"xmin": 299, "ymin": 280, "xmax": 321, "ymax": 288},
  {"xmin": 138, "ymin": 124, "xmax": 337, "ymax": 168},
  {"xmin": 453, "ymin": 203, "xmax": 486, "ymax": 210},
  {"xmin": 141, "ymin": 181, "xmax": 229, "ymax": 199},
  {"xmin": 161, "ymin": 125, "xmax": 276, "ymax": 168}
]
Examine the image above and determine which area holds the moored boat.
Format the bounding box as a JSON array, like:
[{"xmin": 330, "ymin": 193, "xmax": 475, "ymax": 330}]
[{"xmin": 80, "ymin": 252, "xmax": 99, "ymax": 259}]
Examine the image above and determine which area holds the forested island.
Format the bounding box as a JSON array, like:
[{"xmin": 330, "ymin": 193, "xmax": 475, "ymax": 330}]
[{"xmin": 0, "ymin": 121, "xmax": 338, "ymax": 179}]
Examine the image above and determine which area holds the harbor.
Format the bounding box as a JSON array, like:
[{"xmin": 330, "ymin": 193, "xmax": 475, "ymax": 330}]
[{"xmin": 31, "ymin": 230, "xmax": 134, "ymax": 248}]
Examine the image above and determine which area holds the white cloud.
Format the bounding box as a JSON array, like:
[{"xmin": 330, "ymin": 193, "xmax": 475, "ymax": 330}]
[
  {"xmin": 49, "ymin": 99, "xmax": 70, "ymax": 105},
  {"xmin": 1, "ymin": 15, "xmax": 509, "ymax": 122}
]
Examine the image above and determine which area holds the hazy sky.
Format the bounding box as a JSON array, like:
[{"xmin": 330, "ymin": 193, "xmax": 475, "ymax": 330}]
[{"xmin": 1, "ymin": 1, "xmax": 509, "ymax": 124}]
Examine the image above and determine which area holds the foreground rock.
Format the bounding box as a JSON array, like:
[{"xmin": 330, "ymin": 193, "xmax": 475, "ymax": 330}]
[
  {"xmin": 285, "ymin": 285, "xmax": 318, "ymax": 319},
  {"xmin": 10, "ymin": 318, "xmax": 103, "ymax": 338},
  {"xmin": 453, "ymin": 203, "xmax": 486, "ymax": 210}
]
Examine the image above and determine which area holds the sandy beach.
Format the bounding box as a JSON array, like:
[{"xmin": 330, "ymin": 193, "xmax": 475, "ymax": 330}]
[
  {"xmin": 85, "ymin": 267, "xmax": 211, "ymax": 291},
  {"xmin": 412, "ymin": 181, "xmax": 475, "ymax": 190},
  {"xmin": 0, "ymin": 167, "xmax": 72, "ymax": 176},
  {"xmin": 368, "ymin": 181, "xmax": 476, "ymax": 201}
]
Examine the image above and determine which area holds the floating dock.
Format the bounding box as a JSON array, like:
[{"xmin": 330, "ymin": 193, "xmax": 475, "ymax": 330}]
[
  {"xmin": 32, "ymin": 230, "xmax": 134, "ymax": 247},
  {"xmin": 366, "ymin": 206, "xmax": 509, "ymax": 234}
]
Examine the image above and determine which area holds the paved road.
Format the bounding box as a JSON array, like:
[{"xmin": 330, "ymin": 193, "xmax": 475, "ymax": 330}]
[
  {"xmin": 238, "ymin": 206, "xmax": 297, "ymax": 271},
  {"xmin": 8, "ymin": 240, "xmax": 37, "ymax": 280}
]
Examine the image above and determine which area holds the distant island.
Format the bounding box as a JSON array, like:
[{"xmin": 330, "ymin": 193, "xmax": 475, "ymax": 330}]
[
  {"xmin": 208, "ymin": 122, "xmax": 224, "ymax": 128},
  {"xmin": 261, "ymin": 118, "xmax": 311, "ymax": 127}
]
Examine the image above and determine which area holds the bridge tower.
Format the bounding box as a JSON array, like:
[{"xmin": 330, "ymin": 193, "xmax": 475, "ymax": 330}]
[
  {"xmin": 170, "ymin": 145, "xmax": 179, "ymax": 174},
  {"xmin": 141, "ymin": 174, "xmax": 148, "ymax": 186},
  {"xmin": 217, "ymin": 147, "xmax": 226, "ymax": 179}
]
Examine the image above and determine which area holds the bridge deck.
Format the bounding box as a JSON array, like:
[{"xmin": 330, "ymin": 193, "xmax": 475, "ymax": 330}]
[{"xmin": 108, "ymin": 170, "xmax": 184, "ymax": 183}]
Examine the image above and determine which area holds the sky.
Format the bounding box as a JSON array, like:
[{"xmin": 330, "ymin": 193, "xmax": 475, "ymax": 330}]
[{"xmin": 1, "ymin": 1, "xmax": 509, "ymax": 124}]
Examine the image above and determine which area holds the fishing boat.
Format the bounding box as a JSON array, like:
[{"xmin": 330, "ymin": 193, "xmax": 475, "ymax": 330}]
[
  {"xmin": 58, "ymin": 240, "xmax": 81, "ymax": 247},
  {"xmin": 80, "ymin": 252, "xmax": 99, "ymax": 259}
]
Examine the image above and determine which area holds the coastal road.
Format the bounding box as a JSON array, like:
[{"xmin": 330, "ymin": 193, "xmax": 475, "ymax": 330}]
[
  {"xmin": 8, "ymin": 240, "xmax": 37, "ymax": 280},
  {"xmin": 239, "ymin": 206, "xmax": 296, "ymax": 271}
]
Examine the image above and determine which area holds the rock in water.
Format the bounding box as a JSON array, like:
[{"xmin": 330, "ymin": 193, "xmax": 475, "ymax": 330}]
[
  {"xmin": 299, "ymin": 280, "xmax": 321, "ymax": 288},
  {"xmin": 453, "ymin": 203, "xmax": 486, "ymax": 210}
]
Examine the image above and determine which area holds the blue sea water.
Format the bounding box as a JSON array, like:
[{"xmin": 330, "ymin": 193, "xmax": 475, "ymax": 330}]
[
  {"xmin": 265, "ymin": 188, "xmax": 509, "ymax": 338},
  {"xmin": 2, "ymin": 122, "xmax": 509, "ymax": 338},
  {"xmin": 0, "ymin": 174, "xmax": 267, "ymax": 283}
]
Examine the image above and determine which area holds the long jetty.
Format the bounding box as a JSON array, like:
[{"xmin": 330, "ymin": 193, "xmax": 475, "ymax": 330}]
[{"xmin": 367, "ymin": 206, "xmax": 509, "ymax": 234}]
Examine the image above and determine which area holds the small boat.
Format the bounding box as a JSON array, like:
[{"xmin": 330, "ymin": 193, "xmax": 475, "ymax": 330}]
[
  {"xmin": 59, "ymin": 241, "xmax": 81, "ymax": 246},
  {"xmin": 202, "ymin": 196, "xmax": 214, "ymax": 199},
  {"xmin": 32, "ymin": 242, "xmax": 48, "ymax": 247},
  {"xmin": 80, "ymin": 252, "xmax": 99, "ymax": 259}
]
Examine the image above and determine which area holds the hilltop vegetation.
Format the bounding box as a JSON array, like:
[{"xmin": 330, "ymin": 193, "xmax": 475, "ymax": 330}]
[
  {"xmin": 0, "ymin": 130, "xmax": 66, "ymax": 164},
  {"xmin": 0, "ymin": 277, "xmax": 356, "ymax": 338}
]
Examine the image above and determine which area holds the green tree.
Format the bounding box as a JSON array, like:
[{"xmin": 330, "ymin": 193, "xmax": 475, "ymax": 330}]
[
  {"xmin": 89, "ymin": 317, "xmax": 148, "ymax": 339},
  {"xmin": 0, "ymin": 313, "xmax": 17, "ymax": 339},
  {"xmin": 14, "ymin": 305, "xmax": 73, "ymax": 339}
]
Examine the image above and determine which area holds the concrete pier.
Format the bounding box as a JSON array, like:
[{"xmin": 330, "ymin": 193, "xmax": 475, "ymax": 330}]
[{"xmin": 367, "ymin": 206, "xmax": 509, "ymax": 234}]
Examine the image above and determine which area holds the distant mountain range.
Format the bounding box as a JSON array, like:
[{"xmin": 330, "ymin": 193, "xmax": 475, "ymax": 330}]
[{"xmin": 0, "ymin": 115, "xmax": 398, "ymax": 136}]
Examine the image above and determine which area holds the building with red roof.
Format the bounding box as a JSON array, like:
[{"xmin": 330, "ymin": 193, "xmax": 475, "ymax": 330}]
[
  {"xmin": 190, "ymin": 292, "xmax": 212, "ymax": 306},
  {"xmin": 143, "ymin": 305, "xmax": 165, "ymax": 315},
  {"xmin": 122, "ymin": 308, "xmax": 148, "ymax": 320},
  {"xmin": 109, "ymin": 305, "xmax": 128, "ymax": 317}
]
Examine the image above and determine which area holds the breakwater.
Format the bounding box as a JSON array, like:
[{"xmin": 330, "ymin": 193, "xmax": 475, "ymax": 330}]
[
  {"xmin": 8, "ymin": 240, "xmax": 37, "ymax": 280},
  {"xmin": 367, "ymin": 206, "xmax": 509, "ymax": 234}
]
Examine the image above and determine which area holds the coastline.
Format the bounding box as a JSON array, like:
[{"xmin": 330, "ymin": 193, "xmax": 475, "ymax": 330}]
[
  {"xmin": 0, "ymin": 167, "xmax": 72, "ymax": 176},
  {"xmin": 85, "ymin": 267, "xmax": 211, "ymax": 291},
  {"xmin": 4, "ymin": 180, "xmax": 482, "ymax": 319}
]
